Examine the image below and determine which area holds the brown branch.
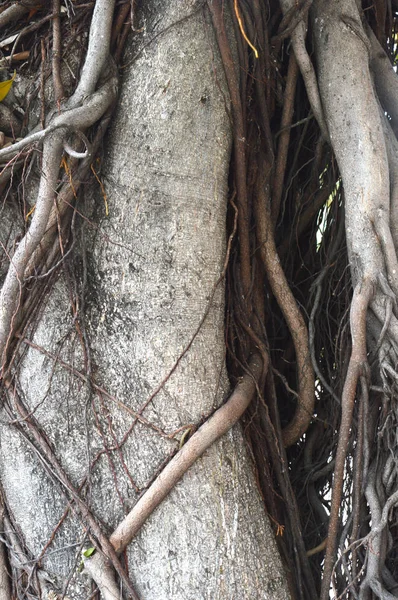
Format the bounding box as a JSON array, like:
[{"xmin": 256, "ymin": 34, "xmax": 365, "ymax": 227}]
[
  {"xmin": 278, "ymin": 0, "xmax": 328, "ymax": 139},
  {"xmin": 52, "ymin": 0, "xmax": 64, "ymax": 104},
  {"xmin": 208, "ymin": 0, "xmax": 252, "ymax": 300},
  {"xmin": 9, "ymin": 11, "xmax": 59, "ymax": 64},
  {"xmin": 112, "ymin": 2, "xmax": 131, "ymax": 64},
  {"xmin": 0, "ymin": 131, "xmax": 65, "ymax": 373},
  {"xmin": 271, "ymin": 52, "xmax": 299, "ymax": 225},
  {"xmin": 108, "ymin": 354, "xmax": 263, "ymax": 553},
  {"xmin": 277, "ymin": 184, "xmax": 332, "ymax": 258},
  {"xmin": 111, "ymin": 2, "xmax": 130, "ymax": 48},
  {"xmin": 0, "ymin": 0, "xmax": 41, "ymax": 29},
  {"xmin": 351, "ymin": 377, "xmax": 365, "ymax": 584},
  {"xmin": 84, "ymin": 551, "xmax": 122, "ymax": 600},
  {"xmin": 233, "ymin": 0, "xmax": 259, "ymax": 58},
  {"xmin": 255, "ymin": 170, "xmax": 315, "ymax": 447},
  {"xmin": 272, "ymin": 0, "xmax": 313, "ymax": 47}
]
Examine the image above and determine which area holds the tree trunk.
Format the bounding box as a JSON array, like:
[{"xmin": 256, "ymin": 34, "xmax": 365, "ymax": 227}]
[
  {"xmin": 4, "ymin": 0, "xmax": 397, "ymax": 598},
  {"xmin": 0, "ymin": 2, "xmax": 291, "ymax": 599}
]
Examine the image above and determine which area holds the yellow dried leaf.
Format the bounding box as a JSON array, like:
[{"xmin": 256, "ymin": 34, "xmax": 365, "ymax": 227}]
[{"xmin": 0, "ymin": 70, "xmax": 16, "ymax": 102}]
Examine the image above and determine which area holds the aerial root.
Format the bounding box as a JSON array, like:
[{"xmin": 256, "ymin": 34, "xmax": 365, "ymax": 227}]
[
  {"xmin": 84, "ymin": 356, "xmax": 264, "ymax": 588},
  {"xmin": 321, "ymin": 278, "xmax": 373, "ymax": 600},
  {"xmin": 279, "ymin": 0, "xmax": 329, "ymax": 139},
  {"xmin": 255, "ymin": 168, "xmax": 315, "ymax": 447}
]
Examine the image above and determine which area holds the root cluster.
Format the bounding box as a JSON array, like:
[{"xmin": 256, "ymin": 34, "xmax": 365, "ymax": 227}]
[{"xmin": 0, "ymin": 1, "xmax": 398, "ymax": 599}]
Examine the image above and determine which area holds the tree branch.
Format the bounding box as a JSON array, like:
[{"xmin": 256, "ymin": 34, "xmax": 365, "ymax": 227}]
[{"xmin": 256, "ymin": 173, "xmax": 315, "ymax": 447}]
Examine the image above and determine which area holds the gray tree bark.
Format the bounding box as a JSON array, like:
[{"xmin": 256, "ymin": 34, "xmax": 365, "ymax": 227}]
[
  {"xmin": 0, "ymin": 2, "xmax": 291, "ymax": 599},
  {"xmin": 313, "ymin": 2, "xmax": 398, "ymax": 597}
]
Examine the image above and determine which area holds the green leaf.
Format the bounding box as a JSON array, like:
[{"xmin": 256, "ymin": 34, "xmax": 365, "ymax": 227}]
[{"xmin": 82, "ymin": 546, "xmax": 96, "ymax": 558}]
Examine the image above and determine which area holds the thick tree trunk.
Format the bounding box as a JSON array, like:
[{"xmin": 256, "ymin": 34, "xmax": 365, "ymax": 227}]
[{"xmin": 0, "ymin": 2, "xmax": 291, "ymax": 599}]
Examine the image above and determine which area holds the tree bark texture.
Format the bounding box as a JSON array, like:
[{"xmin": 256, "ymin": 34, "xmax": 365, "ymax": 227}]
[
  {"xmin": 0, "ymin": 2, "xmax": 291, "ymax": 599},
  {"xmin": 313, "ymin": 1, "xmax": 398, "ymax": 597}
]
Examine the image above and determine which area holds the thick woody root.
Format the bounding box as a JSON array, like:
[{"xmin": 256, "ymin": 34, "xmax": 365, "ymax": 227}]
[
  {"xmin": 211, "ymin": 0, "xmax": 315, "ymax": 449},
  {"xmin": 3, "ymin": 2, "xmax": 398, "ymax": 598},
  {"xmin": 279, "ymin": 0, "xmax": 329, "ymax": 139},
  {"xmin": 84, "ymin": 356, "xmax": 264, "ymax": 588},
  {"xmin": 312, "ymin": 1, "xmax": 398, "ymax": 597},
  {"xmin": 0, "ymin": 0, "xmax": 118, "ymax": 372},
  {"xmin": 84, "ymin": 552, "xmax": 121, "ymax": 600},
  {"xmin": 256, "ymin": 175, "xmax": 315, "ymax": 447},
  {"xmin": 0, "ymin": 1, "xmax": 125, "ymax": 597},
  {"xmin": 320, "ymin": 279, "xmax": 372, "ymax": 600},
  {"xmin": 208, "ymin": 0, "xmax": 252, "ymax": 297}
]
